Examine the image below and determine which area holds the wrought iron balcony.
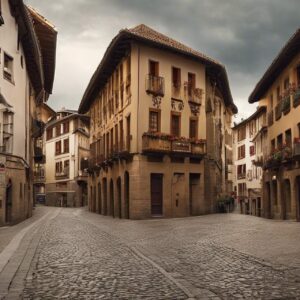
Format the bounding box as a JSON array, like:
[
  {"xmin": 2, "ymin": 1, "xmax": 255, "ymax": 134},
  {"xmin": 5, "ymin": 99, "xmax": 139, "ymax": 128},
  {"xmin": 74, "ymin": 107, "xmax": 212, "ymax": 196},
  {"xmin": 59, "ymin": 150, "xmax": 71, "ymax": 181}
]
[
  {"xmin": 281, "ymin": 96, "xmax": 291, "ymax": 115},
  {"xmin": 55, "ymin": 167, "xmax": 69, "ymax": 179},
  {"xmin": 237, "ymin": 173, "xmax": 246, "ymax": 180},
  {"xmin": 294, "ymin": 138, "xmax": 300, "ymax": 158},
  {"xmin": 267, "ymin": 110, "xmax": 274, "ymax": 126},
  {"xmin": 146, "ymin": 75, "xmax": 165, "ymax": 97},
  {"xmin": 294, "ymin": 88, "xmax": 300, "ymax": 108},
  {"xmin": 33, "ymin": 168, "xmax": 45, "ymax": 183},
  {"xmin": 142, "ymin": 132, "xmax": 206, "ymax": 157},
  {"xmin": 275, "ymin": 103, "xmax": 282, "ymax": 120}
]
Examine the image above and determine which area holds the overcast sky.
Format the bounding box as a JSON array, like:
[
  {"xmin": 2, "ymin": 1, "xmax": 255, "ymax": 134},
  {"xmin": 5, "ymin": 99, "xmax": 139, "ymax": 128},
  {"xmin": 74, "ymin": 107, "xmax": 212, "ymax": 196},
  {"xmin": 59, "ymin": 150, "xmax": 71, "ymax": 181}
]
[{"xmin": 25, "ymin": 0, "xmax": 300, "ymax": 121}]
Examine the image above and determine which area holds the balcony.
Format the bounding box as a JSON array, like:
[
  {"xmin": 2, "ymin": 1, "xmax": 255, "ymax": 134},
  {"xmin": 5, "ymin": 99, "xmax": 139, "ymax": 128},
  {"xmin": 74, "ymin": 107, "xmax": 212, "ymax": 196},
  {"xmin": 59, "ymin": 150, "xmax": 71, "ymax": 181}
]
[
  {"xmin": 293, "ymin": 87, "xmax": 300, "ymax": 108},
  {"xmin": 267, "ymin": 110, "xmax": 274, "ymax": 126},
  {"xmin": 146, "ymin": 75, "xmax": 165, "ymax": 97},
  {"xmin": 275, "ymin": 102, "xmax": 282, "ymax": 120},
  {"xmin": 237, "ymin": 173, "xmax": 246, "ymax": 180},
  {"xmin": 33, "ymin": 168, "xmax": 45, "ymax": 183},
  {"xmin": 142, "ymin": 133, "xmax": 171, "ymax": 153},
  {"xmin": 34, "ymin": 146, "xmax": 45, "ymax": 163},
  {"xmin": 187, "ymin": 87, "xmax": 202, "ymax": 105},
  {"xmin": 281, "ymin": 96, "xmax": 291, "ymax": 115},
  {"xmin": 252, "ymin": 154, "xmax": 264, "ymax": 167},
  {"xmin": 263, "ymin": 145, "xmax": 293, "ymax": 170},
  {"xmin": 294, "ymin": 138, "xmax": 300, "ymax": 158},
  {"xmin": 142, "ymin": 132, "xmax": 206, "ymax": 157},
  {"xmin": 55, "ymin": 168, "xmax": 69, "ymax": 179},
  {"xmin": 171, "ymin": 84, "xmax": 183, "ymax": 100}
]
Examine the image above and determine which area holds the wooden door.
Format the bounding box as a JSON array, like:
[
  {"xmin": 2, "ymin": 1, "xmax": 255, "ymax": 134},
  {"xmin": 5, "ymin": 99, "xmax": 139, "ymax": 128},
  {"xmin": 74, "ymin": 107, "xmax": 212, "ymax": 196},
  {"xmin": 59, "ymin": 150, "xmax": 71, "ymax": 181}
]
[{"xmin": 151, "ymin": 174, "xmax": 163, "ymax": 216}]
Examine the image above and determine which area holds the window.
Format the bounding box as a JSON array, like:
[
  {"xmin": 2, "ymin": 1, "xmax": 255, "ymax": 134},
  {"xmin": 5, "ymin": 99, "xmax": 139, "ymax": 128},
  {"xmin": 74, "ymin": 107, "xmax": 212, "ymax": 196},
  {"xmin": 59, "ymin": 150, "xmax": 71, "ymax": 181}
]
[
  {"xmin": 149, "ymin": 60, "xmax": 159, "ymax": 76},
  {"xmin": 172, "ymin": 67, "xmax": 181, "ymax": 88},
  {"xmin": 277, "ymin": 134, "xmax": 283, "ymax": 149},
  {"xmin": 237, "ymin": 126, "xmax": 246, "ymax": 141},
  {"xmin": 4, "ymin": 53, "xmax": 13, "ymax": 82},
  {"xmin": 189, "ymin": 118, "xmax": 198, "ymax": 139},
  {"xmin": 284, "ymin": 77, "xmax": 289, "ymax": 90},
  {"xmin": 249, "ymin": 145, "xmax": 255, "ymax": 156},
  {"xmin": 237, "ymin": 164, "xmax": 246, "ymax": 179},
  {"xmin": 285, "ymin": 129, "xmax": 292, "ymax": 146},
  {"xmin": 115, "ymin": 124, "xmax": 118, "ymax": 151},
  {"xmin": 63, "ymin": 138, "xmax": 69, "ymax": 153},
  {"xmin": 149, "ymin": 110, "xmax": 160, "ymax": 132},
  {"xmin": 276, "ymin": 86, "xmax": 281, "ymax": 102},
  {"xmin": 46, "ymin": 128, "xmax": 53, "ymax": 140},
  {"xmin": 120, "ymin": 120, "xmax": 124, "ymax": 150},
  {"xmin": 171, "ymin": 113, "xmax": 180, "ymax": 137},
  {"xmin": 55, "ymin": 141, "xmax": 61, "ymax": 155},
  {"xmin": 62, "ymin": 122, "xmax": 69, "ymax": 134},
  {"xmin": 56, "ymin": 124, "xmax": 61, "ymax": 136},
  {"xmin": 271, "ymin": 139, "xmax": 275, "ymax": 152},
  {"xmin": 270, "ymin": 94, "xmax": 273, "ymax": 108},
  {"xmin": 238, "ymin": 145, "xmax": 245, "ymax": 159},
  {"xmin": 64, "ymin": 160, "xmax": 69, "ymax": 173},
  {"xmin": 126, "ymin": 115, "xmax": 131, "ymax": 151},
  {"xmin": 188, "ymin": 73, "xmax": 196, "ymax": 96},
  {"xmin": 55, "ymin": 161, "xmax": 63, "ymax": 174}
]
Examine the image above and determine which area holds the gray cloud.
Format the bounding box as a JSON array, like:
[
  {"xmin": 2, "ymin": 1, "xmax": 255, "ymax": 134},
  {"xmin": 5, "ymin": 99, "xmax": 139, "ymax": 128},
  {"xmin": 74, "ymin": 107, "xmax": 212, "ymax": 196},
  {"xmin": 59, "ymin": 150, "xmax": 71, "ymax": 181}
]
[{"xmin": 25, "ymin": 0, "xmax": 300, "ymax": 120}]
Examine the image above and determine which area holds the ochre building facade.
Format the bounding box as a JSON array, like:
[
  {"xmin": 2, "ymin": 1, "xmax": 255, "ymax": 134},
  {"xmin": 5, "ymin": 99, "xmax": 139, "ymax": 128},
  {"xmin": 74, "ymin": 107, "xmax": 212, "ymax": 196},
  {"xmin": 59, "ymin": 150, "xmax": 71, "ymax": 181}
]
[
  {"xmin": 249, "ymin": 28, "xmax": 300, "ymax": 221},
  {"xmin": 79, "ymin": 24, "xmax": 237, "ymax": 219}
]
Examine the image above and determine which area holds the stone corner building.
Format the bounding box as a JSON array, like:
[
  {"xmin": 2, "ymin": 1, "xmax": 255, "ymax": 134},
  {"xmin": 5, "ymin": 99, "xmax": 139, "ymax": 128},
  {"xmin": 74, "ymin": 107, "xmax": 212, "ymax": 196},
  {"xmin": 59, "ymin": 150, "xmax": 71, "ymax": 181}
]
[
  {"xmin": 248, "ymin": 28, "xmax": 300, "ymax": 221},
  {"xmin": 0, "ymin": 0, "xmax": 57, "ymax": 225},
  {"xmin": 78, "ymin": 24, "xmax": 237, "ymax": 219}
]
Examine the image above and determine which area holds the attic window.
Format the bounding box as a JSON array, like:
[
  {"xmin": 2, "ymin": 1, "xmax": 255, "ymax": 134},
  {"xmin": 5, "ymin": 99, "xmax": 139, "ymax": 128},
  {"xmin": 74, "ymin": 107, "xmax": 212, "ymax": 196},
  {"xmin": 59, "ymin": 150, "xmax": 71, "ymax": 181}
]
[{"xmin": 4, "ymin": 53, "xmax": 13, "ymax": 82}]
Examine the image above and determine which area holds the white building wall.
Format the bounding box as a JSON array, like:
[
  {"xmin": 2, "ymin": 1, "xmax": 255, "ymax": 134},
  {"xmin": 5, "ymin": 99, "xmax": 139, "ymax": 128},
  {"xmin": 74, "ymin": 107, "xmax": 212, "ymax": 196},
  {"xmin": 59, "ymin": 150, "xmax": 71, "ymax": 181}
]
[{"xmin": 0, "ymin": 0, "xmax": 29, "ymax": 159}]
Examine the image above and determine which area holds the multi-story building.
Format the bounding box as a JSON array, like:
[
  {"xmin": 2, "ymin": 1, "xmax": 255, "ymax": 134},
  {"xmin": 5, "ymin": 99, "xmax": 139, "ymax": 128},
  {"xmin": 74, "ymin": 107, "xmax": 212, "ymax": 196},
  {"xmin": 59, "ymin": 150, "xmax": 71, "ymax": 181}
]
[
  {"xmin": 232, "ymin": 107, "xmax": 266, "ymax": 216},
  {"xmin": 44, "ymin": 109, "xmax": 90, "ymax": 207},
  {"xmin": 79, "ymin": 24, "xmax": 237, "ymax": 219},
  {"xmin": 33, "ymin": 103, "xmax": 56, "ymax": 204},
  {"xmin": 0, "ymin": 0, "xmax": 57, "ymax": 225},
  {"xmin": 249, "ymin": 28, "xmax": 300, "ymax": 221}
]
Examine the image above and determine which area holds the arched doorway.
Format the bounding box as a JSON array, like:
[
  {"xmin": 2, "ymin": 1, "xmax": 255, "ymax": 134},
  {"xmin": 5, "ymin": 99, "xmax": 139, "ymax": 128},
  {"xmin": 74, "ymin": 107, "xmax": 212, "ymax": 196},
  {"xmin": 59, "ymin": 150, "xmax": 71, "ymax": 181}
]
[
  {"xmin": 98, "ymin": 183, "xmax": 102, "ymax": 214},
  {"xmin": 264, "ymin": 182, "xmax": 271, "ymax": 218},
  {"xmin": 283, "ymin": 179, "xmax": 291, "ymax": 219},
  {"xmin": 117, "ymin": 177, "xmax": 122, "ymax": 218},
  {"xmin": 93, "ymin": 186, "xmax": 96, "ymax": 212},
  {"xmin": 90, "ymin": 186, "xmax": 93, "ymax": 211},
  {"xmin": 272, "ymin": 180, "xmax": 278, "ymax": 216},
  {"xmin": 124, "ymin": 171, "xmax": 130, "ymax": 219},
  {"xmin": 103, "ymin": 178, "xmax": 107, "ymax": 215},
  {"xmin": 5, "ymin": 179, "xmax": 12, "ymax": 223},
  {"xmin": 110, "ymin": 179, "xmax": 114, "ymax": 217}
]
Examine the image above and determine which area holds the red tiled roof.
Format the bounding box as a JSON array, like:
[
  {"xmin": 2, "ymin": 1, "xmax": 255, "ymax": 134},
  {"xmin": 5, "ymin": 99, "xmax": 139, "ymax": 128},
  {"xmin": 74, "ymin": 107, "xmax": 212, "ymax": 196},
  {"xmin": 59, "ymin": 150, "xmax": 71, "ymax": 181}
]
[{"xmin": 79, "ymin": 24, "xmax": 237, "ymax": 114}]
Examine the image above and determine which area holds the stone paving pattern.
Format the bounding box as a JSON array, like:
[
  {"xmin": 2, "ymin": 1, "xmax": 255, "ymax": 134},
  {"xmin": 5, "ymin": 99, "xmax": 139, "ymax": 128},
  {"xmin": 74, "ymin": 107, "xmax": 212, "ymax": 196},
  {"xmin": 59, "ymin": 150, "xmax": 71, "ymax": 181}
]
[{"xmin": 16, "ymin": 208, "xmax": 300, "ymax": 299}]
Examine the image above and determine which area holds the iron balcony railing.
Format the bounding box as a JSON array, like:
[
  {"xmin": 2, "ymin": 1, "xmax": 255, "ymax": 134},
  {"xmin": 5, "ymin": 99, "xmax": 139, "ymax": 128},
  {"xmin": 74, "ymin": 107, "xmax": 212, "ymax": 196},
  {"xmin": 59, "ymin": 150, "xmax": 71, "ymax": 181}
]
[{"xmin": 146, "ymin": 74, "xmax": 165, "ymax": 97}]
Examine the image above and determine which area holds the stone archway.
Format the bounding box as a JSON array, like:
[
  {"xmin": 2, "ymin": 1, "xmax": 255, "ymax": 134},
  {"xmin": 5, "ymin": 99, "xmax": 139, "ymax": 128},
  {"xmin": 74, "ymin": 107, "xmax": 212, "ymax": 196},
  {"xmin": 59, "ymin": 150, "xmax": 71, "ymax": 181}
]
[
  {"xmin": 98, "ymin": 183, "xmax": 102, "ymax": 214},
  {"xmin": 102, "ymin": 178, "xmax": 107, "ymax": 215},
  {"xmin": 283, "ymin": 179, "xmax": 291, "ymax": 219},
  {"xmin": 110, "ymin": 179, "xmax": 114, "ymax": 218},
  {"xmin": 124, "ymin": 171, "xmax": 130, "ymax": 219},
  {"xmin": 117, "ymin": 177, "xmax": 122, "ymax": 219},
  {"xmin": 264, "ymin": 182, "xmax": 271, "ymax": 218}
]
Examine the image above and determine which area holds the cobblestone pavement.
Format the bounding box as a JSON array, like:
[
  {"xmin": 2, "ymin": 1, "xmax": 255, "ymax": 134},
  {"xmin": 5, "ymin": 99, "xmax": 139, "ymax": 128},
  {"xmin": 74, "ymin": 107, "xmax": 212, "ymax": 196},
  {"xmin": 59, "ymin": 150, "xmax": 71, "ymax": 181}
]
[{"xmin": 3, "ymin": 207, "xmax": 300, "ymax": 299}]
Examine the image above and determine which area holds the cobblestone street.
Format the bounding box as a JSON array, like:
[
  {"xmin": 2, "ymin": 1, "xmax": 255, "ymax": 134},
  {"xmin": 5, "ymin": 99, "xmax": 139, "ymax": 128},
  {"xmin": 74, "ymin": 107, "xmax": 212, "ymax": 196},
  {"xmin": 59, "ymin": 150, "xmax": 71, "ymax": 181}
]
[{"xmin": 1, "ymin": 207, "xmax": 300, "ymax": 299}]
